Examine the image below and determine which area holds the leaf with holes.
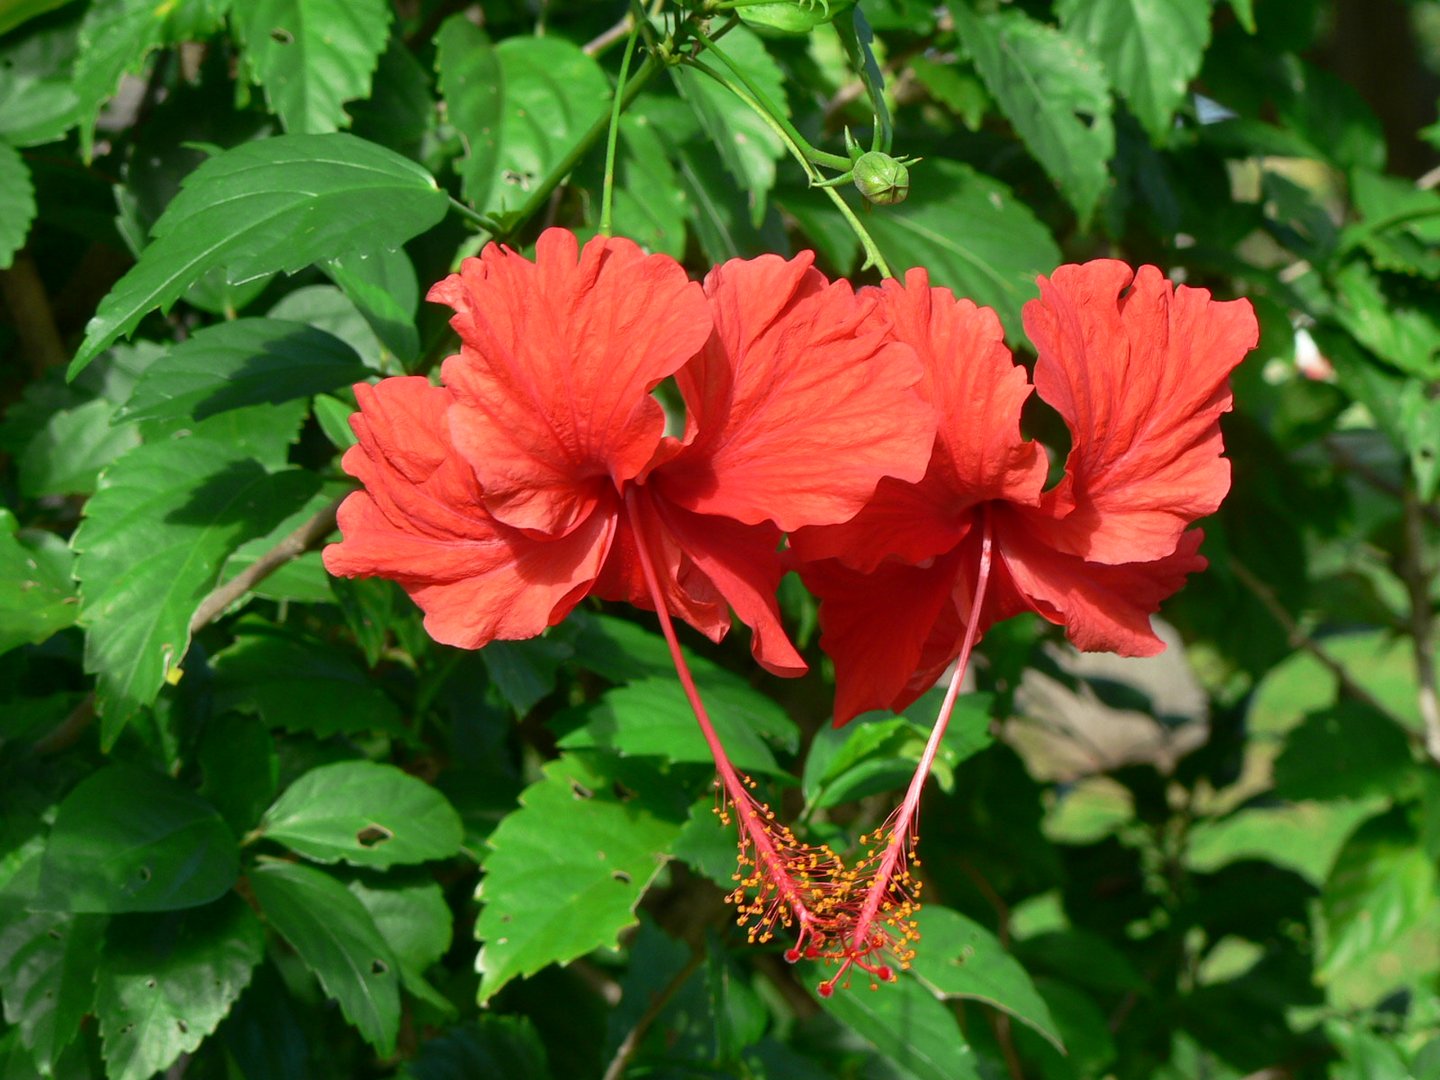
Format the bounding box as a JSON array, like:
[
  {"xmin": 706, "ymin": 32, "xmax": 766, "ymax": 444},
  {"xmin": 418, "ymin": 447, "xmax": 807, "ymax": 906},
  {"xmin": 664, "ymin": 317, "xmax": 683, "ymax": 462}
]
[
  {"xmin": 36, "ymin": 764, "xmax": 239, "ymax": 914},
  {"xmin": 95, "ymin": 895, "xmax": 263, "ymax": 1080},
  {"xmin": 234, "ymin": 0, "xmax": 392, "ymax": 134},
  {"xmin": 260, "ymin": 761, "xmax": 463, "ymax": 868},
  {"xmin": 0, "ymin": 909, "xmax": 105, "ymax": 1074},
  {"xmin": 250, "ymin": 861, "xmax": 401, "ymax": 1055},
  {"xmin": 71, "ymin": 133, "xmax": 448, "ymax": 375},
  {"xmin": 908, "ymin": 906, "xmax": 1065, "ymax": 1052},
  {"xmin": 71, "ymin": 436, "xmax": 319, "ymax": 746},
  {"xmin": 949, "ymin": 4, "xmax": 1114, "ymax": 223},
  {"xmin": 475, "ymin": 753, "xmax": 687, "ymax": 1004},
  {"xmin": 1057, "ymin": 0, "xmax": 1211, "ymax": 143}
]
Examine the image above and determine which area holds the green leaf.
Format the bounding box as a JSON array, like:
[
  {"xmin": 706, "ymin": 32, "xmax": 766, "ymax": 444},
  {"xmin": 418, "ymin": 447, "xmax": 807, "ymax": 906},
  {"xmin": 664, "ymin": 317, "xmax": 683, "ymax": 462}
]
[
  {"xmin": 1227, "ymin": 0, "xmax": 1256, "ymax": 32},
  {"xmin": 348, "ymin": 879, "xmax": 454, "ymax": 1013},
  {"xmin": 1346, "ymin": 170, "xmax": 1440, "ymax": 279},
  {"xmin": 198, "ymin": 713, "xmax": 279, "ymax": 836},
  {"xmin": 1272, "ymin": 703, "xmax": 1415, "ymax": 802},
  {"xmin": 36, "ymin": 763, "xmax": 240, "ymax": 913},
  {"xmin": 0, "ymin": 13, "xmax": 81, "ymax": 147},
  {"xmin": 809, "ymin": 962, "xmax": 983, "ymax": 1080},
  {"xmin": 322, "ymin": 247, "xmax": 420, "ymax": 365},
  {"xmin": 1056, "ymin": 0, "xmax": 1210, "ymax": 143},
  {"xmin": 233, "ymin": 0, "xmax": 392, "ymax": 134},
  {"xmin": 556, "ymin": 677, "xmax": 785, "ymax": 775},
  {"xmin": 0, "ymin": 910, "xmax": 105, "ymax": 1074},
  {"xmin": 72, "ymin": 133, "xmax": 449, "ymax": 375},
  {"xmin": 0, "ymin": 0, "xmax": 74, "ymax": 37},
  {"xmin": 73, "ymin": 0, "xmax": 169, "ymax": 159},
  {"xmin": 949, "ymin": 5, "xmax": 1114, "ymax": 223},
  {"xmin": 71, "ymin": 437, "xmax": 319, "ymax": 744},
  {"xmin": 469, "ymin": 36, "xmax": 609, "ymax": 226},
  {"xmin": 565, "ymin": 614, "xmax": 800, "ymax": 755},
  {"xmin": 481, "ymin": 637, "xmax": 574, "ymax": 716},
  {"xmin": 115, "ymin": 319, "xmax": 368, "ymax": 423},
  {"xmin": 1319, "ymin": 808, "xmax": 1438, "ymax": 983},
  {"xmin": 1331, "ymin": 261, "xmax": 1440, "ymax": 379},
  {"xmin": 211, "ymin": 626, "xmax": 412, "ymax": 741},
  {"xmin": 861, "ymin": 158, "xmax": 1061, "ymax": 343},
  {"xmin": 261, "ymin": 761, "xmax": 464, "ymax": 868},
  {"xmin": 95, "ymin": 896, "xmax": 264, "ymax": 1080},
  {"xmin": 0, "ymin": 141, "xmax": 34, "ymax": 269},
  {"xmin": 674, "ymin": 26, "xmax": 789, "ymax": 228},
  {"xmin": 434, "ymin": 15, "xmax": 502, "ymax": 211},
  {"xmin": 249, "ymin": 860, "xmax": 401, "ymax": 1055},
  {"xmin": 908, "ymin": 906, "xmax": 1064, "ymax": 1052},
  {"xmin": 475, "ymin": 753, "xmax": 687, "ymax": 1003},
  {"xmin": 0, "ymin": 511, "xmax": 77, "ymax": 655},
  {"xmin": 18, "ymin": 396, "xmax": 139, "ymax": 497}
]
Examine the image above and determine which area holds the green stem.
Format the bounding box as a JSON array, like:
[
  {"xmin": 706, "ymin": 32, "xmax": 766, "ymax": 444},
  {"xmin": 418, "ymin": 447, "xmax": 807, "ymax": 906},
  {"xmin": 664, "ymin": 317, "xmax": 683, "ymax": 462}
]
[
  {"xmin": 447, "ymin": 196, "xmax": 494, "ymax": 234},
  {"xmin": 682, "ymin": 54, "xmax": 893, "ymax": 277},
  {"xmin": 599, "ymin": 29, "xmax": 642, "ymax": 236},
  {"xmin": 687, "ymin": 31, "xmax": 852, "ymax": 172},
  {"xmin": 488, "ymin": 53, "xmax": 662, "ymax": 242}
]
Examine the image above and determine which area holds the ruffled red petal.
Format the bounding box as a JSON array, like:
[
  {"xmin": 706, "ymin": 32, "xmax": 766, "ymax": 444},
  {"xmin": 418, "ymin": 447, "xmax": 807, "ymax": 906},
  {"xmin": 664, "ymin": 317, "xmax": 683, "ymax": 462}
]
[
  {"xmin": 429, "ymin": 228, "xmax": 711, "ymax": 537},
  {"xmin": 323, "ymin": 377, "xmax": 613, "ymax": 648},
  {"xmin": 1022, "ymin": 261, "xmax": 1257, "ymax": 565},
  {"xmin": 659, "ymin": 252, "xmax": 934, "ymax": 532}
]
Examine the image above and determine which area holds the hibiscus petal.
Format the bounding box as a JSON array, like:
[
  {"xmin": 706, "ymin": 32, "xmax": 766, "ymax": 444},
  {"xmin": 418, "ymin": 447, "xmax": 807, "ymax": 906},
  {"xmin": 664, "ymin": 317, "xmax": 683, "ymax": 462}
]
[
  {"xmin": 790, "ymin": 270, "xmax": 1047, "ymax": 571},
  {"xmin": 996, "ymin": 516, "xmax": 1208, "ymax": 655},
  {"xmin": 799, "ymin": 554, "xmax": 964, "ymax": 724},
  {"xmin": 430, "ymin": 228, "xmax": 712, "ymax": 537},
  {"xmin": 1022, "ymin": 261, "xmax": 1258, "ymax": 564},
  {"xmin": 660, "ymin": 251, "xmax": 935, "ymax": 532},
  {"xmin": 323, "ymin": 375, "xmax": 613, "ymax": 647}
]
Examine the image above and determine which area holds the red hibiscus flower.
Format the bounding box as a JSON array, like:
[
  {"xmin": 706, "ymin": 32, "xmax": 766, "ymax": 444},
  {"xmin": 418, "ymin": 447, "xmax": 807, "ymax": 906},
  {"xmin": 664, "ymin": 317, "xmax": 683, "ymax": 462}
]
[
  {"xmin": 323, "ymin": 228, "xmax": 936, "ymax": 966},
  {"xmin": 788, "ymin": 260, "xmax": 1257, "ymax": 993}
]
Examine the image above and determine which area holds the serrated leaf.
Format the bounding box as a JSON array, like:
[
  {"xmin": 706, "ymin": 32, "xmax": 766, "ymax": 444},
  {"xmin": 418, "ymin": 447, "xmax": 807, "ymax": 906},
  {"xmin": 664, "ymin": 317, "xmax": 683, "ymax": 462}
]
[
  {"xmin": 1057, "ymin": 0, "xmax": 1210, "ymax": 143},
  {"xmin": 95, "ymin": 896, "xmax": 264, "ymax": 1080},
  {"xmin": 1331, "ymin": 260, "xmax": 1440, "ymax": 379},
  {"xmin": 1346, "ymin": 170, "xmax": 1440, "ymax": 279},
  {"xmin": 348, "ymin": 880, "xmax": 454, "ymax": 1013},
  {"xmin": 908, "ymin": 906, "xmax": 1064, "ymax": 1052},
  {"xmin": 465, "ymin": 36, "xmax": 609, "ymax": 226},
  {"xmin": 949, "ymin": 5, "xmax": 1114, "ymax": 223},
  {"xmin": 250, "ymin": 861, "xmax": 400, "ymax": 1055},
  {"xmin": 72, "ymin": 436, "xmax": 320, "ymax": 745},
  {"xmin": 0, "ymin": 511, "xmax": 77, "ymax": 655},
  {"xmin": 18, "ymin": 396, "xmax": 139, "ymax": 497},
  {"xmin": 674, "ymin": 26, "xmax": 788, "ymax": 227},
  {"xmin": 211, "ymin": 626, "xmax": 412, "ymax": 740},
  {"xmin": 0, "ymin": 142, "xmax": 35, "ymax": 269},
  {"xmin": 0, "ymin": 910, "xmax": 105, "ymax": 1074},
  {"xmin": 72, "ymin": 133, "xmax": 448, "ymax": 375},
  {"xmin": 1319, "ymin": 808, "xmax": 1437, "ymax": 983},
  {"xmin": 234, "ymin": 0, "xmax": 392, "ymax": 134},
  {"xmin": 434, "ymin": 15, "xmax": 502, "ymax": 211},
  {"xmin": 0, "ymin": 13, "xmax": 81, "ymax": 147},
  {"xmin": 261, "ymin": 761, "xmax": 463, "ymax": 868},
  {"xmin": 36, "ymin": 763, "xmax": 239, "ymax": 913},
  {"xmin": 72, "ymin": 0, "xmax": 166, "ymax": 159},
  {"xmin": 809, "ymin": 961, "xmax": 983, "ymax": 1080},
  {"xmin": 321, "ymin": 246, "xmax": 420, "ymax": 364},
  {"xmin": 115, "ymin": 318, "xmax": 367, "ymax": 423},
  {"xmin": 475, "ymin": 754, "xmax": 687, "ymax": 1003},
  {"xmin": 557, "ymin": 678, "xmax": 784, "ymax": 775},
  {"xmin": 860, "ymin": 158, "xmax": 1061, "ymax": 343}
]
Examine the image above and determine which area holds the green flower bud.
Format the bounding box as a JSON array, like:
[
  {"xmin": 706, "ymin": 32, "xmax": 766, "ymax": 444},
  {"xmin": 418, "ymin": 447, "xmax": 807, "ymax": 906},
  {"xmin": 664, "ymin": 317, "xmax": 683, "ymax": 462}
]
[{"xmin": 852, "ymin": 151, "xmax": 910, "ymax": 206}]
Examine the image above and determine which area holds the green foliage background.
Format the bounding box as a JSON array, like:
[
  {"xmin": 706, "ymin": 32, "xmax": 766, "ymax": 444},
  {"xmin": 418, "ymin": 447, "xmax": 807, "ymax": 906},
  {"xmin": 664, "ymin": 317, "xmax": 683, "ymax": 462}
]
[{"xmin": 3, "ymin": 0, "xmax": 1440, "ymax": 1076}]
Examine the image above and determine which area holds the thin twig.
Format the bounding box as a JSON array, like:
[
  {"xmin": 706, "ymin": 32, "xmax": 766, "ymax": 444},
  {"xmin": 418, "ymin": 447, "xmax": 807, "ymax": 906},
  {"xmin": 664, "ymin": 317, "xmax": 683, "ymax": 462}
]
[
  {"xmin": 188, "ymin": 496, "xmax": 344, "ymax": 634},
  {"xmin": 601, "ymin": 948, "xmax": 705, "ymax": 1080},
  {"xmin": 1228, "ymin": 556, "xmax": 1396, "ymax": 721},
  {"xmin": 584, "ymin": 11, "xmax": 634, "ymax": 56},
  {"xmin": 1399, "ymin": 488, "xmax": 1440, "ymax": 763}
]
